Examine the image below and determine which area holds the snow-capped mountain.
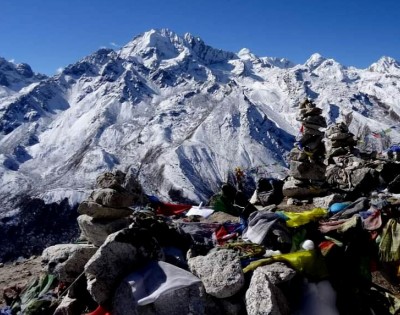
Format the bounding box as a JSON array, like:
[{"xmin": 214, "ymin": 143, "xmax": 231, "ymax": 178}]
[{"xmin": 1, "ymin": 28, "xmax": 400, "ymax": 217}]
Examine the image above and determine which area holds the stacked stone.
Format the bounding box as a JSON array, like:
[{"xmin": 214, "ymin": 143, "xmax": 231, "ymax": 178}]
[
  {"xmin": 324, "ymin": 122, "xmax": 358, "ymax": 162},
  {"xmin": 324, "ymin": 122, "xmax": 380, "ymax": 194},
  {"xmin": 77, "ymin": 170, "xmax": 138, "ymax": 247},
  {"xmin": 283, "ymin": 99, "xmax": 327, "ymax": 199},
  {"xmin": 41, "ymin": 170, "xmax": 151, "ymax": 314}
]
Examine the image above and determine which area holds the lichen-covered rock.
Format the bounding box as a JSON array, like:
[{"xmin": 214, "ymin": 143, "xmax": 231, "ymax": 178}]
[
  {"xmin": 77, "ymin": 214, "xmax": 131, "ymax": 246},
  {"xmin": 78, "ymin": 201, "xmax": 132, "ymax": 219},
  {"xmin": 313, "ymin": 194, "xmax": 344, "ymax": 209},
  {"xmin": 188, "ymin": 249, "xmax": 244, "ymax": 298},
  {"xmin": 282, "ymin": 178, "xmax": 327, "ymax": 198},
  {"xmin": 253, "ymin": 263, "xmax": 296, "ymax": 285},
  {"xmin": 89, "ymin": 188, "xmax": 134, "ymax": 208},
  {"xmin": 289, "ymin": 161, "xmax": 326, "ymax": 181},
  {"xmin": 96, "ymin": 170, "xmax": 126, "ymax": 190},
  {"xmin": 84, "ymin": 227, "xmax": 163, "ymax": 305},
  {"xmin": 41, "ymin": 244, "xmax": 97, "ymax": 283},
  {"xmin": 246, "ymin": 267, "xmax": 291, "ymax": 315},
  {"xmin": 288, "ymin": 147, "xmax": 312, "ymax": 162}
]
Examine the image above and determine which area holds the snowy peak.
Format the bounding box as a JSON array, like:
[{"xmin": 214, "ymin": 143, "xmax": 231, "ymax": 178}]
[
  {"xmin": 238, "ymin": 48, "xmax": 296, "ymax": 70},
  {"xmin": 369, "ymin": 56, "xmax": 400, "ymax": 74},
  {"xmin": 119, "ymin": 29, "xmax": 235, "ymax": 68},
  {"xmin": 119, "ymin": 29, "xmax": 183, "ymax": 65},
  {"xmin": 183, "ymin": 32, "xmax": 236, "ymax": 64},
  {"xmin": 62, "ymin": 48, "xmax": 117, "ymax": 77},
  {"xmin": 238, "ymin": 48, "xmax": 258, "ymax": 61},
  {"xmin": 262, "ymin": 57, "xmax": 295, "ymax": 69},
  {"xmin": 0, "ymin": 57, "xmax": 46, "ymax": 91},
  {"xmin": 304, "ymin": 53, "xmax": 327, "ymax": 70}
]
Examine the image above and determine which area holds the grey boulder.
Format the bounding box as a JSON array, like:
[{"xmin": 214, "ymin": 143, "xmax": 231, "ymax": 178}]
[
  {"xmin": 89, "ymin": 188, "xmax": 134, "ymax": 208},
  {"xmin": 41, "ymin": 244, "xmax": 97, "ymax": 283},
  {"xmin": 246, "ymin": 266, "xmax": 291, "ymax": 315},
  {"xmin": 77, "ymin": 214, "xmax": 131, "ymax": 247},
  {"xmin": 84, "ymin": 227, "xmax": 163, "ymax": 305},
  {"xmin": 53, "ymin": 296, "xmax": 80, "ymax": 315},
  {"xmin": 78, "ymin": 201, "xmax": 132, "ymax": 219},
  {"xmin": 188, "ymin": 249, "xmax": 245, "ymax": 298}
]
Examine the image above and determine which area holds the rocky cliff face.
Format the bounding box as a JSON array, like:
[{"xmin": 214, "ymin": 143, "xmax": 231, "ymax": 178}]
[{"xmin": 1, "ymin": 28, "xmax": 400, "ymax": 219}]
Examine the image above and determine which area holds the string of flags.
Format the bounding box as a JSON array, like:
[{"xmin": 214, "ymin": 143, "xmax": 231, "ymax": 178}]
[
  {"xmin": 297, "ymin": 121, "xmax": 400, "ymax": 153},
  {"xmin": 370, "ymin": 126, "xmax": 399, "ymax": 138}
]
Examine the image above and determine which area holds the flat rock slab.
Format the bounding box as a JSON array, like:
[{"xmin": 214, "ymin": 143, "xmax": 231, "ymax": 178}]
[
  {"xmin": 78, "ymin": 201, "xmax": 132, "ymax": 219},
  {"xmin": 77, "ymin": 214, "xmax": 131, "ymax": 247}
]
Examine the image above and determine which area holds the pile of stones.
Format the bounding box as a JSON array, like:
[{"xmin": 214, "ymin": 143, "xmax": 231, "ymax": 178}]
[
  {"xmin": 283, "ymin": 99, "xmax": 328, "ymax": 199},
  {"xmin": 324, "ymin": 122, "xmax": 358, "ymax": 162},
  {"xmin": 42, "ymin": 209, "xmax": 299, "ymax": 315},
  {"xmin": 324, "ymin": 122, "xmax": 379, "ymax": 195},
  {"xmin": 77, "ymin": 170, "xmax": 137, "ymax": 246},
  {"xmin": 36, "ymin": 168, "xmax": 302, "ymax": 315},
  {"xmin": 282, "ymin": 99, "xmax": 399, "ymax": 200},
  {"xmin": 39, "ymin": 170, "xmax": 150, "ymax": 314}
]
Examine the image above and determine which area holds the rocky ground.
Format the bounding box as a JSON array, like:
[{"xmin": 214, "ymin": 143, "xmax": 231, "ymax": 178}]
[
  {"xmin": 1, "ymin": 199, "xmax": 400, "ymax": 312},
  {"xmin": 0, "ymin": 256, "xmax": 43, "ymax": 308},
  {"xmin": 0, "ymin": 201, "xmax": 299, "ymax": 310},
  {"xmin": 1, "ymin": 245, "xmax": 399, "ymax": 311}
]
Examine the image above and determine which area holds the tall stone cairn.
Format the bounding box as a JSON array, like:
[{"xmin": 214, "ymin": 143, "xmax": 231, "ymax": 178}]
[{"xmin": 283, "ymin": 99, "xmax": 327, "ymax": 199}]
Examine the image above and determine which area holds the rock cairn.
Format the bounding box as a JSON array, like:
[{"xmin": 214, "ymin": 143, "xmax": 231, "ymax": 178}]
[
  {"xmin": 77, "ymin": 170, "xmax": 142, "ymax": 246},
  {"xmin": 283, "ymin": 99, "xmax": 327, "ymax": 199},
  {"xmin": 324, "ymin": 122, "xmax": 358, "ymax": 162},
  {"xmin": 40, "ymin": 170, "xmax": 154, "ymax": 314},
  {"xmin": 324, "ymin": 122, "xmax": 380, "ymax": 196}
]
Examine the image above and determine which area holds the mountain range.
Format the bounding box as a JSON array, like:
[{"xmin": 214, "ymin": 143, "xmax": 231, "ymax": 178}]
[{"xmin": 1, "ymin": 28, "xmax": 400, "ymax": 219}]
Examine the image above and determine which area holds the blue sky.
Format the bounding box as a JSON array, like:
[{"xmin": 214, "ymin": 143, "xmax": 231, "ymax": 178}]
[{"xmin": 1, "ymin": 0, "xmax": 399, "ymax": 75}]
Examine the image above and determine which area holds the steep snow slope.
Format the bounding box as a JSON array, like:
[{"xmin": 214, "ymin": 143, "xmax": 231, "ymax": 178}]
[{"xmin": 1, "ymin": 29, "xmax": 400, "ymax": 216}]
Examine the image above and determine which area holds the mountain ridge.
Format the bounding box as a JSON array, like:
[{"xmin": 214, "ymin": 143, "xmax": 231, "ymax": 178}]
[{"xmin": 1, "ymin": 29, "xmax": 400, "ymax": 217}]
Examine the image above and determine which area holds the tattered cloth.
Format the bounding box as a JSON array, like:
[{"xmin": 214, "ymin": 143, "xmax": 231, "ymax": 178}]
[
  {"xmin": 361, "ymin": 209, "xmax": 382, "ymax": 231},
  {"xmin": 156, "ymin": 202, "xmax": 192, "ymax": 216},
  {"xmin": 379, "ymin": 219, "xmax": 400, "ymax": 262},
  {"xmin": 243, "ymin": 250, "xmax": 329, "ymax": 281},
  {"xmin": 319, "ymin": 215, "xmax": 359, "ymax": 234},
  {"xmin": 219, "ymin": 242, "xmax": 265, "ymax": 259},
  {"xmin": 277, "ymin": 208, "xmax": 328, "ymax": 228},
  {"xmin": 119, "ymin": 261, "xmax": 201, "ymax": 306},
  {"xmin": 175, "ymin": 222, "xmax": 220, "ymax": 246},
  {"xmin": 242, "ymin": 210, "xmax": 290, "ymax": 247},
  {"xmin": 330, "ymin": 197, "xmax": 369, "ymax": 220}
]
